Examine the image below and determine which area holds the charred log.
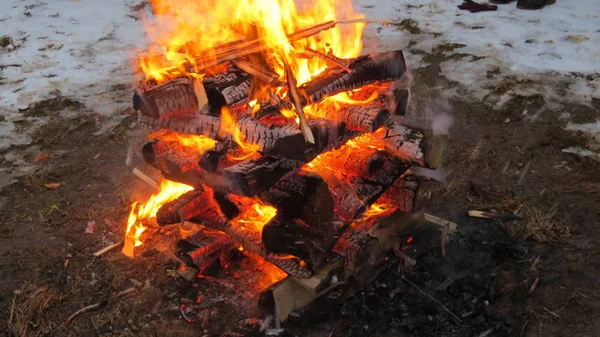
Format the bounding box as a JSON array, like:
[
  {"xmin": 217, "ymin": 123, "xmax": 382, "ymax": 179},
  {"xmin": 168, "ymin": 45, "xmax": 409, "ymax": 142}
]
[{"xmin": 138, "ymin": 112, "xmax": 349, "ymax": 162}]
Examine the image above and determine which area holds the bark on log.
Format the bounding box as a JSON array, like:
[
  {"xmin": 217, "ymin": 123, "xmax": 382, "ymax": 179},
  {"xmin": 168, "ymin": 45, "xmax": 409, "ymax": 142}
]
[
  {"xmin": 303, "ymin": 50, "xmax": 407, "ymax": 103},
  {"xmin": 138, "ymin": 112, "xmax": 349, "ymax": 162},
  {"xmin": 352, "ymin": 121, "xmax": 427, "ymax": 167},
  {"xmin": 176, "ymin": 227, "xmax": 238, "ymax": 280},
  {"xmin": 145, "ymin": 138, "xmax": 304, "ymax": 196},
  {"xmin": 308, "ymin": 102, "xmax": 391, "ymax": 133}
]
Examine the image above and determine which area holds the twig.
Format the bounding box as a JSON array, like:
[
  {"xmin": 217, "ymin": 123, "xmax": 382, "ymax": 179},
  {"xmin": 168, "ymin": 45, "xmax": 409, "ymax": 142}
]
[
  {"xmin": 9, "ymin": 294, "xmax": 16, "ymax": 326},
  {"xmin": 66, "ymin": 280, "xmax": 150, "ymax": 323},
  {"xmin": 202, "ymin": 308, "xmax": 211, "ymax": 330},
  {"xmin": 529, "ymin": 255, "xmax": 541, "ymax": 271},
  {"xmin": 529, "ymin": 277, "xmax": 540, "ymax": 296},
  {"xmin": 424, "ymin": 213, "xmax": 457, "ymax": 232},
  {"xmin": 133, "ymin": 168, "xmax": 160, "ymax": 191},
  {"xmin": 400, "ymin": 276, "xmax": 462, "ymax": 323},
  {"xmin": 518, "ymin": 159, "xmax": 532, "ymax": 186},
  {"xmin": 543, "ymin": 307, "xmax": 560, "ymax": 318},
  {"xmin": 231, "ymin": 59, "xmax": 279, "ymax": 84},
  {"xmin": 180, "ymin": 304, "xmax": 194, "ymax": 323},
  {"xmin": 468, "ymin": 210, "xmax": 521, "ymax": 221},
  {"xmin": 441, "ymin": 222, "xmax": 449, "ymax": 257},
  {"xmin": 297, "ymin": 48, "xmax": 351, "ymax": 72},
  {"xmin": 93, "ymin": 241, "xmax": 123, "ymax": 257},
  {"xmin": 282, "ymin": 58, "xmax": 315, "ymax": 144},
  {"xmin": 67, "ymin": 302, "xmax": 106, "ymax": 323}
]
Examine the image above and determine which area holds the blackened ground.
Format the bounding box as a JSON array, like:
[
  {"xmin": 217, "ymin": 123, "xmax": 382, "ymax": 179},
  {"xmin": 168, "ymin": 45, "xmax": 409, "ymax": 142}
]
[{"xmin": 1, "ymin": 68, "xmax": 600, "ymax": 337}]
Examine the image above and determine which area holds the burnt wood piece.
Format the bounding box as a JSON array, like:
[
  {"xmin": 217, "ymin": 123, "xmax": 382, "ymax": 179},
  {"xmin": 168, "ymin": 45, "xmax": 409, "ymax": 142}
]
[
  {"xmin": 260, "ymin": 142, "xmax": 411, "ymax": 270},
  {"xmin": 145, "ymin": 138, "xmax": 303, "ymax": 196},
  {"xmin": 352, "ymin": 121, "xmax": 427, "ymax": 167},
  {"xmin": 138, "ymin": 112, "xmax": 348, "ymax": 162},
  {"xmin": 303, "ymin": 50, "xmax": 407, "ymax": 103},
  {"xmin": 176, "ymin": 227, "xmax": 238, "ymax": 281},
  {"xmin": 164, "ymin": 188, "xmax": 313, "ymax": 278},
  {"xmin": 156, "ymin": 189, "xmax": 205, "ymax": 225}
]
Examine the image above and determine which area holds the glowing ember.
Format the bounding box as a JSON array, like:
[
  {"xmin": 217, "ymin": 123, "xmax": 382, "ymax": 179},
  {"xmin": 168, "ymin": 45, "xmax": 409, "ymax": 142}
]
[
  {"xmin": 363, "ymin": 202, "xmax": 397, "ymax": 219},
  {"xmin": 243, "ymin": 251, "xmax": 288, "ymax": 293},
  {"xmin": 123, "ymin": 180, "xmax": 194, "ymax": 253},
  {"xmin": 149, "ymin": 130, "xmax": 217, "ymax": 153},
  {"xmin": 233, "ymin": 200, "xmax": 278, "ymax": 233}
]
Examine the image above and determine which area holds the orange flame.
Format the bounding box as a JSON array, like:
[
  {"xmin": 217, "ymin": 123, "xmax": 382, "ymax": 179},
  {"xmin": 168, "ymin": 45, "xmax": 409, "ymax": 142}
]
[
  {"xmin": 149, "ymin": 130, "xmax": 217, "ymax": 153},
  {"xmin": 220, "ymin": 107, "xmax": 261, "ymax": 160},
  {"xmin": 124, "ymin": 180, "xmax": 194, "ymax": 247},
  {"xmin": 135, "ymin": 0, "xmax": 365, "ymax": 87},
  {"xmin": 233, "ymin": 200, "xmax": 277, "ymax": 233}
]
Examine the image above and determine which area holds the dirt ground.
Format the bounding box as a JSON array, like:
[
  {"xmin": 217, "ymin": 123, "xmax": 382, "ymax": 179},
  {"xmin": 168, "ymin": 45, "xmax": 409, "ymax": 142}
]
[{"xmin": 1, "ymin": 63, "xmax": 599, "ymax": 337}]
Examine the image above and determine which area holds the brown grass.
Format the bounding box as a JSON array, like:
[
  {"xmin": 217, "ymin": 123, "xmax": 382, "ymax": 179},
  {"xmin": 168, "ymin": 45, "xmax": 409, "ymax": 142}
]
[
  {"xmin": 7, "ymin": 284, "xmax": 60, "ymax": 337},
  {"xmin": 516, "ymin": 206, "xmax": 571, "ymax": 244}
]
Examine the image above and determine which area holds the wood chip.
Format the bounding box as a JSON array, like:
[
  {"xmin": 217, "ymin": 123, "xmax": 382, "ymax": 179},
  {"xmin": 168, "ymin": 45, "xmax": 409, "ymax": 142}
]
[
  {"xmin": 424, "ymin": 213, "xmax": 457, "ymax": 232},
  {"xmin": 93, "ymin": 241, "xmax": 123, "ymax": 257}
]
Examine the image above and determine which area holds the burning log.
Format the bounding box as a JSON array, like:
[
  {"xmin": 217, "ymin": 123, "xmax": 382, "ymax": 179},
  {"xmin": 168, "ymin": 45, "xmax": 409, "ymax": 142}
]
[
  {"xmin": 156, "ymin": 186, "xmax": 313, "ymax": 278},
  {"xmin": 139, "ymin": 113, "xmax": 348, "ymax": 162},
  {"xmin": 303, "ymin": 50, "xmax": 407, "ymax": 103},
  {"xmin": 311, "ymin": 102, "xmax": 391, "ymax": 133},
  {"xmin": 134, "ymin": 51, "xmax": 408, "ymax": 124},
  {"xmin": 260, "ymin": 141, "xmax": 411, "ymax": 270},
  {"xmin": 176, "ymin": 227, "xmax": 238, "ymax": 281},
  {"xmin": 352, "ymin": 122, "xmax": 427, "ymax": 167},
  {"xmin": 145, "ymin": 138, "xmax": 304, "ymax": 196}
]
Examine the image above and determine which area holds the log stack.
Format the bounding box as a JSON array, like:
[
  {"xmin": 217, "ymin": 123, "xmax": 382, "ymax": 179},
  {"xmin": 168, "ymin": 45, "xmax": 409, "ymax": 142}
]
[{"xmin": 132, "ymin": 49, "xmax": 445, "ymax": 321}]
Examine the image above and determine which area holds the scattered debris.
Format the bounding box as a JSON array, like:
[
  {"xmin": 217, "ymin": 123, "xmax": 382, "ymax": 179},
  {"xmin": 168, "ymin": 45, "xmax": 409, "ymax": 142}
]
[
  {"xmin": 85, "ymin": 221, "xmax": 96, "ymax": 234},
  {"xmin": 458, "ymin": 0, "xmax": 498, "ymax": 13},
  {"xmin": 468, "ymin": 210, "xmax": 521, "ymax": 221},
  {"xmin": 528, "ymin": 277, "xmax": 540, "ymax": 296},
  {"xmin": 34, "ymin": 152, "xmax": 50, "ymax": 164},
  {"xmin": 66, "ymin": 279, "xmax": 150, "ymax": 323},
  {"xmin": 0, "ymin": 35, "xmax": 13, "ymax": 47},
  {"xmin": 55, "ymin": 254, "xmax": 72, "ymax": 286},
  {"xmin": 400, "ymin": 276, "xmax": 463, "ymax": 323},
  {"xmin": 44, "ymin": 182, "xmax": 61, "ymax": 190}
]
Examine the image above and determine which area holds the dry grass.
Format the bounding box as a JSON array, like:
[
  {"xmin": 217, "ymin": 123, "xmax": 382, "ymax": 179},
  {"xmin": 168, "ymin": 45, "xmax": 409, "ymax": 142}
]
[
  {"xmin": 7, "ymin": 284, "xmax": 61, "ymax": 337},
  {"xmin": 516, "ymin": 206, "xmax": 571, "ymax": 244}
]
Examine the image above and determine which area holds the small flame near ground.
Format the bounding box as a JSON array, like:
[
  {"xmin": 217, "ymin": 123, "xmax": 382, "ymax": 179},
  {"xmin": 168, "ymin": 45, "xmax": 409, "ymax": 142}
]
[{"xmin": 124, "ymin": 180, "xmax": 194, "ymax": 249}]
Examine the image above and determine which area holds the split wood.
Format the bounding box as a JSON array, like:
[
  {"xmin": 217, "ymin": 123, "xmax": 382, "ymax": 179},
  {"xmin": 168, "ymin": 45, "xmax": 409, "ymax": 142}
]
[
  {"xmin": 424, "ymin": 213, "xmax": 457, "ymax": 232},
  {"xmin": 133, "ymin": 168, "xmax": 160, "ymax": 191},
  {"xmin": 282, "ymin": 58, "xmax": 314, "ymax": 144},
  {"xmin": 400, "ymin": 275, "xmax": 463, "ymax": 323}
]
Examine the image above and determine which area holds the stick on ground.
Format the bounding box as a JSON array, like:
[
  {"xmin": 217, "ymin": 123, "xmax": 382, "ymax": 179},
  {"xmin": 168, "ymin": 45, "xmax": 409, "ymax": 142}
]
[
  {"xmin": 133, "ymin": 168, "xmax": 160, "ymax": 191},
  {"xmin": 93, "ymin": 241, "xmax": 123, "ymax": 257},
  {"xmin": 400, "ymin": 275, "xmax": 463, "ymax": 323}
]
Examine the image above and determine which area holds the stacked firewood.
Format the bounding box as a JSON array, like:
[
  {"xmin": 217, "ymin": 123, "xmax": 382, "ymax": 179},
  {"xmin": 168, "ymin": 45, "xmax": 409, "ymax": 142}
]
[{"xmin": 133, "ymin": 49, "xmax": 442, "ymax": 284}]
